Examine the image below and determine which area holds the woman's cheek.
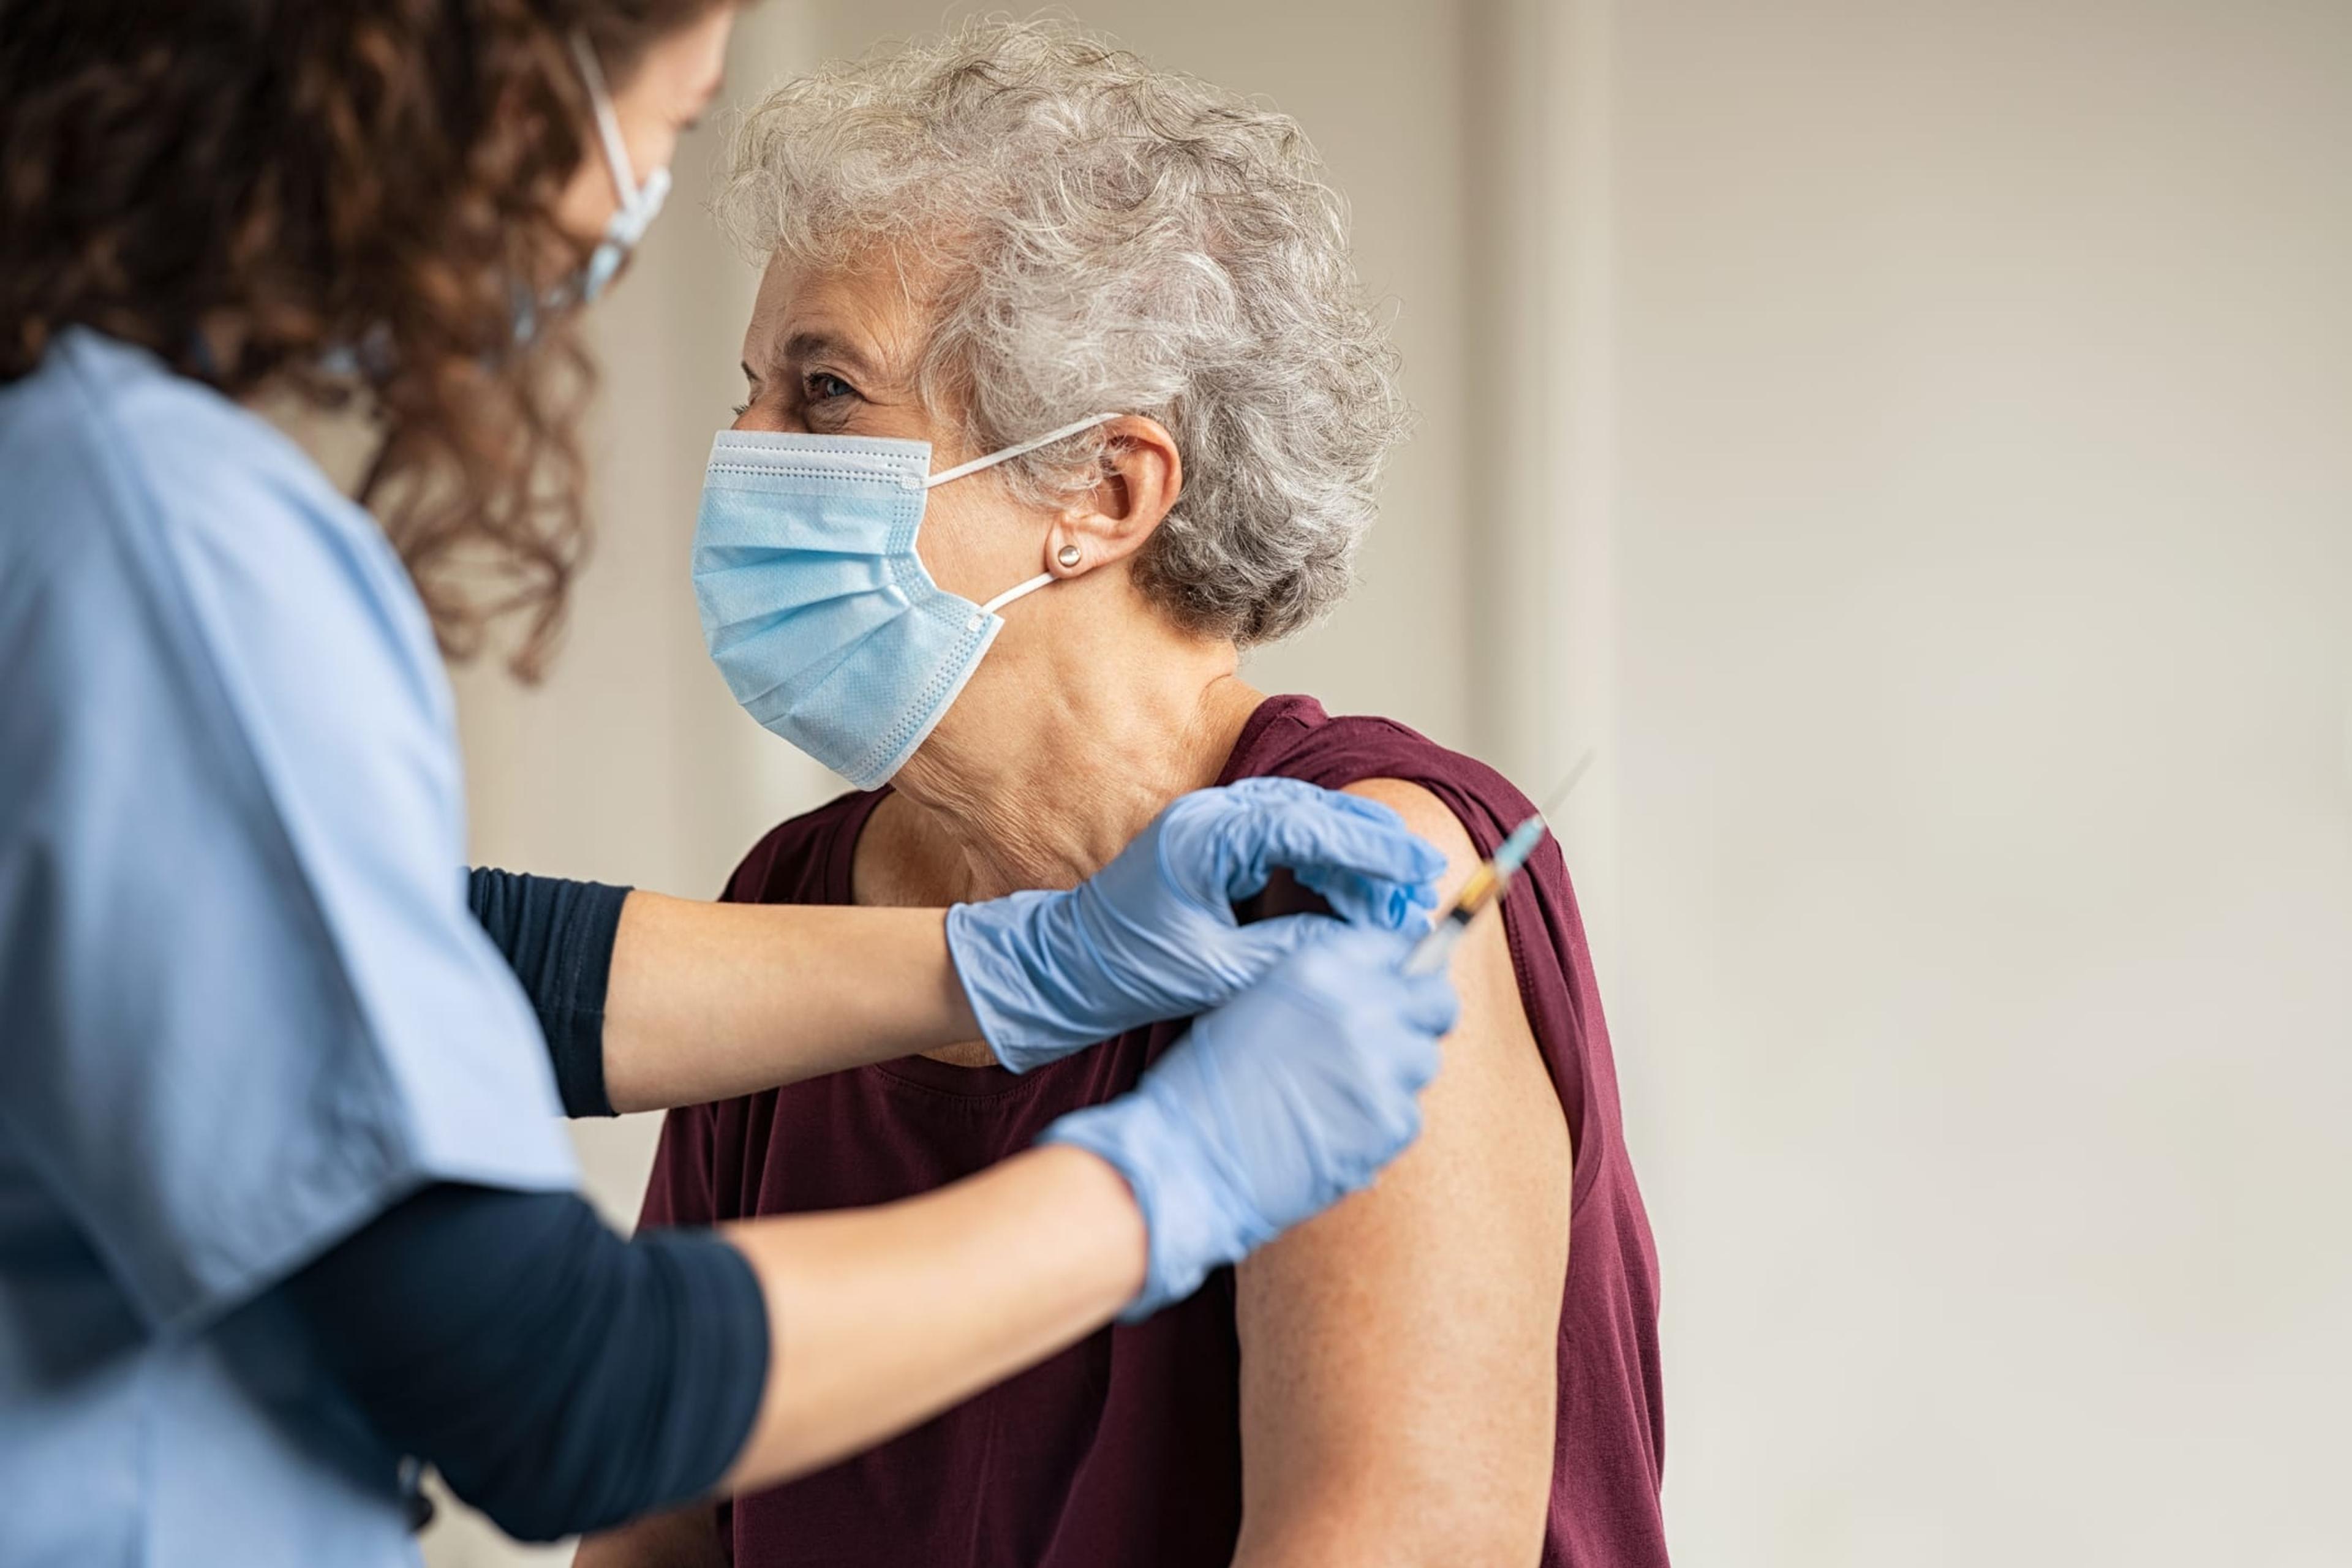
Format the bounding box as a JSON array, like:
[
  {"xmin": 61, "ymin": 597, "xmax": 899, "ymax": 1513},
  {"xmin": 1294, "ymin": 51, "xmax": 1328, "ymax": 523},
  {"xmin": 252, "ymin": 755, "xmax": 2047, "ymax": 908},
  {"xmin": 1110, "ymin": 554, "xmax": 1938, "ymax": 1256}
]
[{"xmin": 919, "ymin": 489, "xmax": 1030, "ymax": 601}]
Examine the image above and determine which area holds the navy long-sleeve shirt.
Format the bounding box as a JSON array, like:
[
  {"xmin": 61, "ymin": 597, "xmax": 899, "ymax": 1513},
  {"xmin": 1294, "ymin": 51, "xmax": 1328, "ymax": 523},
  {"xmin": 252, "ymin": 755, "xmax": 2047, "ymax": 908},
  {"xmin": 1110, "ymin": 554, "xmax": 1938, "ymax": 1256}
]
[{"xmin": 466, "ymin": 867, "xmax": 632, "ymax": 1118}]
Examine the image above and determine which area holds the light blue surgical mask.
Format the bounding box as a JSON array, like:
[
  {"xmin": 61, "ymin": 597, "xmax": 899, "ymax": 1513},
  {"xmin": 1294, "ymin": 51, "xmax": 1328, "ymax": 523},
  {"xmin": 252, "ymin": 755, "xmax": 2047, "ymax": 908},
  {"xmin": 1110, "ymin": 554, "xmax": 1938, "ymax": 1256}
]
[{"xmin": 693, "ymin": 413, "xmax": 1120, "ymax": 789}]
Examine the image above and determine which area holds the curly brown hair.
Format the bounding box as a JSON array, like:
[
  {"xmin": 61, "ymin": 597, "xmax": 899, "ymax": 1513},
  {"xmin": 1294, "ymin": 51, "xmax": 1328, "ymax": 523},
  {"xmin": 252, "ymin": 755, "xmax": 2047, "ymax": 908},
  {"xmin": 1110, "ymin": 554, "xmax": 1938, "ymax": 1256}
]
[{"xmin": 0, "ymin": 0, "xmax": 730, "ymax": 675}]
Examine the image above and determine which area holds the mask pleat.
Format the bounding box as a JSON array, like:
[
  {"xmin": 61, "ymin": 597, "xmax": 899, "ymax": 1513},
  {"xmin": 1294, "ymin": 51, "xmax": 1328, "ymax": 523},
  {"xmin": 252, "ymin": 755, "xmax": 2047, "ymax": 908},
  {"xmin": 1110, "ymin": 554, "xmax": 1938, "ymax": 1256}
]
[{"xmin": 775, "ymin": 604, "xmax": 992, "ymax": 786}]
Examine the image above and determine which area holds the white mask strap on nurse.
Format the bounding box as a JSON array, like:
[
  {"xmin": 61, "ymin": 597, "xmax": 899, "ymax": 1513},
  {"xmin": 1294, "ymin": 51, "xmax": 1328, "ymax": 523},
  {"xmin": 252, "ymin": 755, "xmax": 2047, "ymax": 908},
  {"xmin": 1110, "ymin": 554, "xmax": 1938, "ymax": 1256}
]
[
  {"xmin": 567, "ymin": 31, "xmax": 674, "ymax": 303},
  {"xmin": 929, "ymin": 412, "xmax": 1126, "ymax": 627}
]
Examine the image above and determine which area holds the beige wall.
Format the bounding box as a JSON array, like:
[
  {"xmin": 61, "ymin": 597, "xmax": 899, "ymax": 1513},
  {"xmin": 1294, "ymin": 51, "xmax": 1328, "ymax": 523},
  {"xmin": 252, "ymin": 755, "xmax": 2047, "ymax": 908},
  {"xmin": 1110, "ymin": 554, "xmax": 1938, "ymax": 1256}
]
[
  {"xmin": 428, "ymin": 2, "xmax": 2352, "ymax": 1562},
  {"xmin": 1611, "ymin": 4, "xmax": 2352, "ymax": 1561}
]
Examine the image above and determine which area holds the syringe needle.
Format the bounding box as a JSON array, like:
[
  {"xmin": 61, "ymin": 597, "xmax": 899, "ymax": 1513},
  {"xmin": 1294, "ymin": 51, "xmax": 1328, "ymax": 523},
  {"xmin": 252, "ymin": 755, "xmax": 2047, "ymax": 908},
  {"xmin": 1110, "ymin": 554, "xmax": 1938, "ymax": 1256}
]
[{"xmin": 1534, "ymin": 750, "xmax": 1598, "ymax": 822}]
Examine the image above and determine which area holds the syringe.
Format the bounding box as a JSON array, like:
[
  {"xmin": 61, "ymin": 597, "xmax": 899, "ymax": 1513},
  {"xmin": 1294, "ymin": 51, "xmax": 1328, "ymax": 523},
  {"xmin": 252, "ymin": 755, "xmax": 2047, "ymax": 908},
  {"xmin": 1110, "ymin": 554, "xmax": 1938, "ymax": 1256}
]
[{"xmin": 1402, "ymin": 752, "xmax": 1594, "ymax": 976}]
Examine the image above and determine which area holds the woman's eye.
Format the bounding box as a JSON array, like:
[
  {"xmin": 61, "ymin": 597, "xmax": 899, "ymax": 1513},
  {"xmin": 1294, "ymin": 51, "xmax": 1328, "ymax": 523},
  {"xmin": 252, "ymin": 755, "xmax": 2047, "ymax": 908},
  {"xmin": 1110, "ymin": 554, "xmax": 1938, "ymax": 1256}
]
[
  {"xmin": 730, "ymin": 401, "xmax": 750, "ymax": 418},
  {"xmin": 806, "ymin": 372, "xmax": 858, "ymax": 404}
]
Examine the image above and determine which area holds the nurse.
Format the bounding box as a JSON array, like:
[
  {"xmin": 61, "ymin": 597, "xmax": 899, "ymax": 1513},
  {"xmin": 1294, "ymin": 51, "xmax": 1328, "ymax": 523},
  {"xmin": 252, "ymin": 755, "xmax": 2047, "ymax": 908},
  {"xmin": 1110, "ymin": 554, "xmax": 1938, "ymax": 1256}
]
[{"xmin": 0, "ymin": 4, "xmax": 1458, "ymax": 1564}]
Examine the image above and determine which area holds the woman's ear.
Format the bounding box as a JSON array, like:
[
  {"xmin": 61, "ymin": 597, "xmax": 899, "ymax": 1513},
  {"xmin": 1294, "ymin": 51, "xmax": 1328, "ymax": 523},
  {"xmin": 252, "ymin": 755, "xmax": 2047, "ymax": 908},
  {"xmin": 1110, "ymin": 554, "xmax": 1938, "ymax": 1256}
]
[{"xmin": 1044, "ymin": 415, "xmax": 1183, "ymax": 578}]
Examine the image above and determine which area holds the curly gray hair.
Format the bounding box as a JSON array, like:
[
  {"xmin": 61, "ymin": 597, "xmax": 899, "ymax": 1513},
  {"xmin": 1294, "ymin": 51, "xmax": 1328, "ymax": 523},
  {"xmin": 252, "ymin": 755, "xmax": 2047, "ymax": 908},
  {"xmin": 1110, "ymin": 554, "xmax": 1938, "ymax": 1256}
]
[{"xmin": 714, "ymin": 17, "xmax": 1408, "ymax": 645}]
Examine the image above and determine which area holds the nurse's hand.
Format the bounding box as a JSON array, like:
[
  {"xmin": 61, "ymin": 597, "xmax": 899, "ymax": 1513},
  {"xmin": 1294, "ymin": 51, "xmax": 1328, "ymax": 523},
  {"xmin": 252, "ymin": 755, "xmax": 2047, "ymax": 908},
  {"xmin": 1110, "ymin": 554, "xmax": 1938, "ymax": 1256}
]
[
  {"xmin": 946, "ymin": 778, "xmax": 1446, "ymax": 1072},
  {"xmin": 1041, "ymin": 924, "xmax": 1458, "ymax": 1317}
]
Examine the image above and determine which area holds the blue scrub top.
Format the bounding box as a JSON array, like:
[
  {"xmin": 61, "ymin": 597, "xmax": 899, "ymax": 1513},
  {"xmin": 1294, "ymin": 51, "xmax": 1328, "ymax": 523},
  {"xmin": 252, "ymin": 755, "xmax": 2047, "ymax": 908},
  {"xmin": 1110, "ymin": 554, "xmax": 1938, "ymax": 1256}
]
[{"xmin": 0, "ymin": 330, "xmax": 578, "ymax": 1566}]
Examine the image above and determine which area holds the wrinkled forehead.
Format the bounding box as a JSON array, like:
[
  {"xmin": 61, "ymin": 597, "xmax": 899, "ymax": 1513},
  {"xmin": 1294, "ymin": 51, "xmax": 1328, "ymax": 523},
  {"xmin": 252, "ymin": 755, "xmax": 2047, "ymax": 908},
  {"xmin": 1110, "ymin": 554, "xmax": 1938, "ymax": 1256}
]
[{"xmin": 741, "ymin": 241, "xmax": 959, "ymax": 389}]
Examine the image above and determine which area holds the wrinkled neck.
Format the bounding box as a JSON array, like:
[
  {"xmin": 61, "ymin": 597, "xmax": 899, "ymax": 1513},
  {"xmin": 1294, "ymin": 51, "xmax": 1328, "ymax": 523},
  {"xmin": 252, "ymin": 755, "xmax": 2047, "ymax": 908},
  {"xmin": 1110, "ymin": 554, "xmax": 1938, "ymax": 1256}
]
[{"xmin": 891, "ymin": 613, "xmax": 1261, "ymax": 899}]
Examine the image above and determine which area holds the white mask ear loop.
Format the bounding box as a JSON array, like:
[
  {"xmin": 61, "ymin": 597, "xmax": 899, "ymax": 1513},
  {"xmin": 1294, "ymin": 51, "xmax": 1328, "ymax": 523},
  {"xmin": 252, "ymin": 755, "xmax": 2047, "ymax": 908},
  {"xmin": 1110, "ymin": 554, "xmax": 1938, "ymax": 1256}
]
[
  {"xmin": 568, "ymin": 33, "xmax": 644, "ymax": 209},
  {"xmin": 967, "ymin": 572, "xmax": 1057, "ymax": 629},
  {"xmin": 934, "ymin": 412, "xmax": 1124, "ymax": 630},
  {"xmin": 924, "ymin": 412, "xmax": 1123, "ymax": 489}
]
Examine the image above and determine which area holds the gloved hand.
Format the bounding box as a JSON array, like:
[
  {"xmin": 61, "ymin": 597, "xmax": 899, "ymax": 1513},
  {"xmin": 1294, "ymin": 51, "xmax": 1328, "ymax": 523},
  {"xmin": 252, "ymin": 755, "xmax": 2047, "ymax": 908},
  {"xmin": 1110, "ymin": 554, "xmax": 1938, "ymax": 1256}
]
[
  {"xmin": 1040, "ymin": 924, "xmax": 1459, "ymax": 1318},
  {"xmin": 946, "ymin": 777, "xmax": 1444, "ymax": 1072}
]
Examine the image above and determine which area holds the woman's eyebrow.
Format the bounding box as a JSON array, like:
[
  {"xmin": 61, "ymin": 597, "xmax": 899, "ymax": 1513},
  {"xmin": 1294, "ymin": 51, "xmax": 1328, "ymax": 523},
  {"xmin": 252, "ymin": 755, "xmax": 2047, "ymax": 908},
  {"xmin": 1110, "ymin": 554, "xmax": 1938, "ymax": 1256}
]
[{"xmin": 778, "ymin": 330, "xmax": 881, "ymax": 383}]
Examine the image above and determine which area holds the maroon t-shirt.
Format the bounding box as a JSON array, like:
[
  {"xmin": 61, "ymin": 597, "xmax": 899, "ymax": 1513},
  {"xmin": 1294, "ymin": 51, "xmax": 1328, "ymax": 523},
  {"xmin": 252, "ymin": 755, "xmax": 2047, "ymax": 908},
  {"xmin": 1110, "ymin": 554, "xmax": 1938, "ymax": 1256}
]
[{"xmin": 641, "ymin": 695, "xmax": 1667, "ymax": 1566}]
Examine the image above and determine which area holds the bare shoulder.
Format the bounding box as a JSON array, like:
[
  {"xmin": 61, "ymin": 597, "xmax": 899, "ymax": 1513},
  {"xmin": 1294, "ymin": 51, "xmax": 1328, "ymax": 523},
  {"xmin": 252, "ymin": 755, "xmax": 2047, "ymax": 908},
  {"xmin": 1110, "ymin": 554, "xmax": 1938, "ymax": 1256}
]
[
  {"xmin": 1337, "ymin": 777, "xmax": 1483, "ymax": 897},
  {"xmin": 1322, "ymin": 777, "xmax": 1558, "ymax": 1128}
]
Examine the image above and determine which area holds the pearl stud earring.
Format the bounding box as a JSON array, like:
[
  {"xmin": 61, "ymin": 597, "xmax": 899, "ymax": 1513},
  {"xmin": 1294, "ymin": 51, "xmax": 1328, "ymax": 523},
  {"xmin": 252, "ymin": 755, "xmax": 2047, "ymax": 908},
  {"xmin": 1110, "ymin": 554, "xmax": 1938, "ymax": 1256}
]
[{"xmin": 1056, "ymin": 545, "xmax": 1083, "ymax": 568}]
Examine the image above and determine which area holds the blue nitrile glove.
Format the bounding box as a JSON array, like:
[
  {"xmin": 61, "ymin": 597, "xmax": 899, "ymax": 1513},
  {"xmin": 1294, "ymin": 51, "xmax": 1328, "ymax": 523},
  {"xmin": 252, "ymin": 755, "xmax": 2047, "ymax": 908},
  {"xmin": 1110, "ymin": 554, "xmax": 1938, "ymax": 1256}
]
[
  {"xmin": 946, "ymin": 777, "xmax": 1446, "ymax": 1072},
  {"xmin": 1041, "ymin": 924, "xmax": 1460, "ymax": 1319}
]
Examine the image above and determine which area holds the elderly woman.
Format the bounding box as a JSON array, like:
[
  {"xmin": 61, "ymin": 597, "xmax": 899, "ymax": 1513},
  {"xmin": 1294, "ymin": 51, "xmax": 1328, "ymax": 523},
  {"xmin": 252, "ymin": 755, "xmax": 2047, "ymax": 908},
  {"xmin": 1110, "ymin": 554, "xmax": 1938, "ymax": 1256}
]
[{"xmin": 586, "ymin": 20, "xmax": 1662, "ymax": 1568}]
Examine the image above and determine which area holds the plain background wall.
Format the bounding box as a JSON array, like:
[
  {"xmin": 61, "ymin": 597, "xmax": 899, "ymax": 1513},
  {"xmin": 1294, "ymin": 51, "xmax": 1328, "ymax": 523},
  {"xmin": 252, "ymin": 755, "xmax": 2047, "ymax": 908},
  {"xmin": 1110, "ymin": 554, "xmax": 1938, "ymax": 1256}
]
[
  {"xmin": 424, "ymin": 2, "xmax": 2352, "ymax": 1562},
  {"xmin": 1609, "ymin": 4, "xmax": 2351, "ymax": 1562}
]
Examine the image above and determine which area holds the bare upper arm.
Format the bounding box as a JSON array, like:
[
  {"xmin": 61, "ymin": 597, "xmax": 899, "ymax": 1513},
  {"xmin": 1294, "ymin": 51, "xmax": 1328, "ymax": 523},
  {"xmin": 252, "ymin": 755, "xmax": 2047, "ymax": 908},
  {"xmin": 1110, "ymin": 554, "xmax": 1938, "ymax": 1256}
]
[{"xmin": 1232, "ymin": 778, "xmax": 1572, "ymax": 1567}]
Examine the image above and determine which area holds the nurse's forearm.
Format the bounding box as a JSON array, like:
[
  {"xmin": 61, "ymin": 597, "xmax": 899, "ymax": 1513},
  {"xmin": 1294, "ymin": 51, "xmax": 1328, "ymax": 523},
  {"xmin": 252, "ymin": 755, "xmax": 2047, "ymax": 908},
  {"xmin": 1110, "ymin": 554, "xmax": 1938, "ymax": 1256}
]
[
  {"xmin": 285, "ymin": 1183, "xmax": 771, "ymax": 1544},
  {"xmin": 464, "ymin": 870, "xmax": 986, "ymax": 1115},
  {"xmin": 283, "ymin": 1155, "xmax": 1139, "ymax": 1545},
  {"xmin": 600, "ymin": 891, "xmax": 981, "ymax": 1113},
  {"xmin": 717, "ymin": 1143, "xmax": 1146, "ymax": 1491}
]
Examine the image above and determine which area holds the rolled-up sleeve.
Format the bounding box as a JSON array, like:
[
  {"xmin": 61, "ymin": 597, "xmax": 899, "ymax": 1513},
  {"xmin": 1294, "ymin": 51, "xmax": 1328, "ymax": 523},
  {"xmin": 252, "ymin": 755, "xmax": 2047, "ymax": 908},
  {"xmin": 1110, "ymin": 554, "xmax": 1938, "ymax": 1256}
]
[
  {"xmin": 466, "ymin": 869, "xmax": 633, "ymax": 1118},
  {"xmin": 0, "ymin": 331, "xmax": 575, "ymax": 1335}
]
